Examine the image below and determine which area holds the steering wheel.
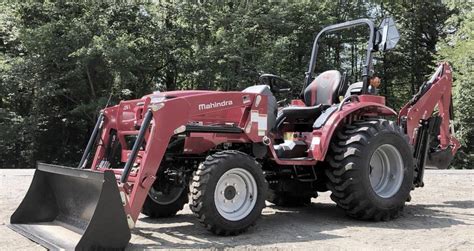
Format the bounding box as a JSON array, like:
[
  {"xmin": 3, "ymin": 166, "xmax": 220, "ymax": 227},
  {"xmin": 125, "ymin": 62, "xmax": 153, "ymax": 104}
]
[{"xmin": 258, "ymin": 74, "xmax": 292, "ymax": 94}]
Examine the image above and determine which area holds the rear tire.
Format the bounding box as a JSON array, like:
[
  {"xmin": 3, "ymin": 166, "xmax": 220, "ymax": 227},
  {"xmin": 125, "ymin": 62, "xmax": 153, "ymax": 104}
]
[
  {"xmin": 190, "ymin": 150, "xmax": 267, "ymax": 235},
  {"xmin": 326, "ymin": 119, "xmax": 414, "ymax": 221}
]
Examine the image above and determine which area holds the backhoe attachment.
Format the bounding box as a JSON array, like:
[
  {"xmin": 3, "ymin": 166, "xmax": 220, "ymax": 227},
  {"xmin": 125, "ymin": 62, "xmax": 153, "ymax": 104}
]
[{"xmin": 399, "ymin": 62, "xmax": 460, "ymax": 185}]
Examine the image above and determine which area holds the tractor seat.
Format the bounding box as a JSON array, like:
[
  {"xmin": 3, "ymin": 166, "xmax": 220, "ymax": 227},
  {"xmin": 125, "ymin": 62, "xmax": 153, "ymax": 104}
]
[
  {"xmin": 275, "ymin": 104, "xmax": 327, "ymax": 127},
  {"xmin": 275, "ymin": 70, "xmax": 342, "ymax": 129}
]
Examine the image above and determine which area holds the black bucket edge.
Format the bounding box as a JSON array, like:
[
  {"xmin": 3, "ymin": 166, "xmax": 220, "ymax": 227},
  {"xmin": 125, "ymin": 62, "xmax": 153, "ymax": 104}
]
[{"xmin": 9, "ymin": 163, "xmax": 131, "ymax": 250}]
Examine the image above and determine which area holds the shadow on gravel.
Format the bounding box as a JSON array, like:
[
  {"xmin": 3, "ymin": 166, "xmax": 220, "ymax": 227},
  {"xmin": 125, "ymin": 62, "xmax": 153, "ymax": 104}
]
[
  {"xmin": 380, "ymin": 202, "xmax": 471, "ymax": 230},
  {"xmin": 129, "ymin": 203, "xmax": 342, "ymax": 249},
  {"xmin": 128, "ymin": 200, "xmax": 472, "ymax": 249},
  {"xmin": 443, "ymin": 200, "xmax": 474, "ymax": 209}
]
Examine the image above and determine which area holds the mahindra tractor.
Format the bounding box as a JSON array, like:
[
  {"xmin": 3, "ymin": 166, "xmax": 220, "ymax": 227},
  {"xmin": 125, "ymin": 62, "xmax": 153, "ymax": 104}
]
[{"xmin": 10, "ymin": 18, "xmax": 460, "ymax": 250}]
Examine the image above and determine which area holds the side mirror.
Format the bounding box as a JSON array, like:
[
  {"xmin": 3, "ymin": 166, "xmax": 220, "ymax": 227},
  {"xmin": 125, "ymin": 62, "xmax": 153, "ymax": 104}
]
[{"xmin": 377, "ymin": 17, "xmax": 400, "ymax": 51}]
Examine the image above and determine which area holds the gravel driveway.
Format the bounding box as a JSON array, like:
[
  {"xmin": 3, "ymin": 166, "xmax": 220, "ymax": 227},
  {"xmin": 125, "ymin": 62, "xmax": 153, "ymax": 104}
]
[{"xmin": 1, "ymin": 169, "xmax": 473, "ymax": 250}]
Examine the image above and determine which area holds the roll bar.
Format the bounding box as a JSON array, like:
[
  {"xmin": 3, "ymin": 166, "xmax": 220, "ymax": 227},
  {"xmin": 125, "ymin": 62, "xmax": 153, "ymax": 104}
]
[{"xmin": 303, "ymin": 18, "xmax": 377, "ymax": 95}]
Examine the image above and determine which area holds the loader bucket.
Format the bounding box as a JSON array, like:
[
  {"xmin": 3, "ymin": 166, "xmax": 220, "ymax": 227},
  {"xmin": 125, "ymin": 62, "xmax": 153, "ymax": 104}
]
[{"xmin": 9, "ymin": 163, "xmax": 131, "ymax": 250}]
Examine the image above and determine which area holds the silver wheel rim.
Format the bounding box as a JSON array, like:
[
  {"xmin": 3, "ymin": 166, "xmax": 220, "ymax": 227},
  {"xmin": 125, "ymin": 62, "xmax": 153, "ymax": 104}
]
[
  {"xmin": 369, "ymin": 144, "xmax": 404, "ymax": 198},
  {"xmin": 214, "ymin": 168, "xmax": 257, "ymax": 221}
]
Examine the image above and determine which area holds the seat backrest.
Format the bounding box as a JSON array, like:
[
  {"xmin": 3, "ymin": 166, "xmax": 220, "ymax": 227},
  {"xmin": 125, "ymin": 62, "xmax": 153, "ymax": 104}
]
[{"xmin": 303, "ymin": 70, "xmax": 342, "ymax": 106}]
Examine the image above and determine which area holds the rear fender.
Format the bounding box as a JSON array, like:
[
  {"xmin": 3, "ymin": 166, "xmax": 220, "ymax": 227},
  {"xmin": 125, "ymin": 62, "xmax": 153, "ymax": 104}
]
[{"xmin": 310, "ymin": 97, "xmax": 397, "ymax": 161}]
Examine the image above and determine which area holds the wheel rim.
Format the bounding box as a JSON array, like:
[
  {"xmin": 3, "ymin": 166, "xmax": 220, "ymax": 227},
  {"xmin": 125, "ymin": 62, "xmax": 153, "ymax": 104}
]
[
  {"xmin": 148, "ymin": 184, "xmax": 185, "ymax": 205},
  {"xmin": 214, "ymin": 168, "xmax": 257, "ymax": 221},
  {"xmin": 369, "ymin": 144, "xmax": 404, "ymax": 198}
]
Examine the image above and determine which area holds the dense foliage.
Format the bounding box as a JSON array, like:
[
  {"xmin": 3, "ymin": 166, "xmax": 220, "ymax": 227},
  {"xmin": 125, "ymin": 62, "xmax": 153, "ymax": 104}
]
[
  {"xmin": 0, "ymin": 1, "xmax": 472, "ymax": 168},
  {"xmin": 437, "ymin": 0, "xmax": 474, "ymax": 168}
]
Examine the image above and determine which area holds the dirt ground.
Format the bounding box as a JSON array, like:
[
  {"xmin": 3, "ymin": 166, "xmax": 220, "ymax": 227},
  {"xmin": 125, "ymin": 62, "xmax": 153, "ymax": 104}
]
[{"xmin": 0, "ymin": 169, "xmax": 473, "ymax": 250}]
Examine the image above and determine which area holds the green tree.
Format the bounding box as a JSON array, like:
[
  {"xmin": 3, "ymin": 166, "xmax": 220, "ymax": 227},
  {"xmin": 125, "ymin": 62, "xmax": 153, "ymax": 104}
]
[
  {"xmin": 0, "ymin": 1, "xmax": 469, "ymax": 169},
  {"xmin": 377, "ymin": 0, "xmax": 451, "ymax": 108},
  {"xmin": 438, "ymin": 1, "xmax": 474, "ymax": 168},
  {"xmin": 0, "ymin": 2, "xmax": 173, "ymax": 167}
]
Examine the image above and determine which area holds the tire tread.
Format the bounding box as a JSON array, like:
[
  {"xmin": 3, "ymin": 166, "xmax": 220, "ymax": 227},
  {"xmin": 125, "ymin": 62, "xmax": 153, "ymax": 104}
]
[
  {"xmin": 190, "ymin": 150, "xmax": 267, "ymax": 235},
  {"xmin": 326, "ymin": 118, "xmax": 414, "ymax": 221}
]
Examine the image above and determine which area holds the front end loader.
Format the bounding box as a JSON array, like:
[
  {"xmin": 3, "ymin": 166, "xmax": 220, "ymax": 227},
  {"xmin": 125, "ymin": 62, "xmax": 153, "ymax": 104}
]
[
  {"xmin": 11, "ymin": 89, "xmax": 274, "ymax": 249},
  {"xmin": 10, "ymin": 17, "xmax": 460, "ymax": 250}
]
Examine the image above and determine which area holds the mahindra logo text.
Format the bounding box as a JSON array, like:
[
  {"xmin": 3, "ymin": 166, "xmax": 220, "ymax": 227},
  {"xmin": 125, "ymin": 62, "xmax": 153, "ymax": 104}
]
[{"xmin": 198, "ymin": 100, "xmax": 233, "ymax": 111}]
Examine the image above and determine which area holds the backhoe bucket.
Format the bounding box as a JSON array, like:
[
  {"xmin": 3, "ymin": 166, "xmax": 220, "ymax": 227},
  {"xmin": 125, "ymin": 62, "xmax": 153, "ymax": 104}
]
[
  {"xmin": 425, "ymin": 148, "xmax": 454, "ymax": 169},
  {"xmin": 9, "ymin": 163, "xmax": 131, "ymax": 250}
]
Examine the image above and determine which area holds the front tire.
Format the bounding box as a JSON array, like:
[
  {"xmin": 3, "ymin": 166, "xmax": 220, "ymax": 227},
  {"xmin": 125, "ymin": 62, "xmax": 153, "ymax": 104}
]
[
  {"xmin": 326, "ymin": 119, "xmax": 414, "ymax": 221},
  {"xmin": 190, "ymin": 150, "xmax": 267, "ymax": 235}
]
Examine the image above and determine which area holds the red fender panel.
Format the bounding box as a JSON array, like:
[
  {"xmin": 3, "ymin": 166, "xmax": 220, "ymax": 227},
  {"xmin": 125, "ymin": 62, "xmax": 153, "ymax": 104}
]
[{"xmin": 310, "ymin": 97, "xmax": 397, "ymax": 161}]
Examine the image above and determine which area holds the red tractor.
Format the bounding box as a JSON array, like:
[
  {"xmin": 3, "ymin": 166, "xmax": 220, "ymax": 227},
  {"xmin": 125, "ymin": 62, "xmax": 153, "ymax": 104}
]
[{"xmin": 10, "ymin": 18, "xmax": 460, "ymax": 250}]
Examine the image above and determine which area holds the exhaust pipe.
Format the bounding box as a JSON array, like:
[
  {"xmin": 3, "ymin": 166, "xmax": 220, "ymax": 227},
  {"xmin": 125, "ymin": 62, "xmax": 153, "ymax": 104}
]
[{"xmin": 9, "ymin": 163, "xmax": 131, "ymax": 250}]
